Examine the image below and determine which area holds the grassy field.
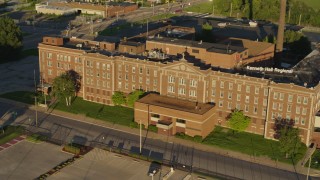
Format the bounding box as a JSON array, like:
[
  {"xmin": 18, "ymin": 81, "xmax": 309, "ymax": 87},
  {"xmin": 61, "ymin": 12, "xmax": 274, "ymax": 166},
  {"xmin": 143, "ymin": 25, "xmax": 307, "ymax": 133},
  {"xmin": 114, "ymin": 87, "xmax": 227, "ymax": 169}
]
[
  {"xmin": 184, "ymin": 2, "xmax": 213, "ymax": 14},
  {"xmin": 0, "ymin": 91, "xmax": 35, "ymax": 105},
  {"xmin": 52, "ymin": 97, "xmax": 134, "ymax": 126},
  {"xmin": 177, "ymin": 126, "xmax": 307, "ymax": 165},
  {"xmin": 299, "ymin": 0, "xmax": 320, "ymax": 10},
  {"xmin": 0, "ymin": 126, "xmax": 24, "ymax": 145}
]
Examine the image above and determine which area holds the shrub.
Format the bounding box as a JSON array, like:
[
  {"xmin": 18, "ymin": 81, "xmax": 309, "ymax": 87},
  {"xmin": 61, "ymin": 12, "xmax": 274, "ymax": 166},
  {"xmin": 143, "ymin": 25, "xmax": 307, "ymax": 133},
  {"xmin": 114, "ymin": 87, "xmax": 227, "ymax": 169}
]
[
  {"xmin": 148, "ymin": 125, "xmax": 158, "ymax": 132},
  {"xmin": 111, "ymin": 91, "xmax": 126, "ymax": 106},
  {"xmin": 63, "ymin": 144, "xmax": 80, "ymax": 154}
]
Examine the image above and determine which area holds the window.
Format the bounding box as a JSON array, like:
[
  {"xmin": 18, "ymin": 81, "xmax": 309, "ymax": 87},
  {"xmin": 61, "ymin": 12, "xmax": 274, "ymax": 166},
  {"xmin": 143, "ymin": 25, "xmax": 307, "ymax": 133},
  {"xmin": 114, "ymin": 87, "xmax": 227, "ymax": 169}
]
[
  {"xmin": 146, "ymin": 78, "xmax": 150, "ymax": 85},
  {"xmin": 192, "ymin": 49, "xmax": 199, "ymax": 53},
  {"xmin": 279, "ymin": 103, "xmax": 283, "ymax": 111},
  {"xmin": 154, "ymin": 70, "xmax": 157, "ymax": 77},
  {"xmin": 132, "ymin": 67, "xmax": 136, "ymax": 73},
  {"xmin": 179, "ymin": 78, "xmax": 185, "ymax": 85},
  {"xmin": 139, "ymin": 77, "xmax": 142, "ymax": 83},
  {"xmin": 118, "ymin": 74, "xmax": 122, "ymax": 80},
  {"xmin": 220, "ymin": 91, "xmax": 224, "ymax": 98},
  {"xmin": 190, "ymin": 79, "xmax": 197, "ymax": 87},
  {"xmin": 246, "ymin": 85, "xmax": 250, "ymax": 93},
  {"xmin": 189, "ymin": 90, "xmax": 197, "ymax": 97},
  {"xmin": 262, "ymin": 108, "xmax": 266, "ymax": 116},
  {"xmin": 286, "ymin": 114, "xmax": 290, "ymax": 120},
  {"xmin": 287, "ymin": 104, "xmax": 292, "ymax": 112},
  {"xmin": 107, "ymin": 64, "xmax": 110, "ymax": 70},
  {"xmin": 272, "ymin": 102, "xmax": 277, "ymax": 110},
  {"xmin": 253, "ymin": 106, "xmax": 257, "ymax": 114},
  {"xmin": 132, "ymin": 76, "xmax": 135, "ymax": 82},
  {"xmin": 102, "ymin": 64, "xmax": 106, "ymax": 70},
  {"xmin": 57, "ymin": 62, "xmax": 61, "ymax": 68},
  {"xmin": 228, "ymin": 102, "xmax": 232, "ymax": 109},
  {"xmin": 86, "ymin": 61, "xmax": 90, "ymax": 67},
  {"xmin": 48, "ymin": 69, "xmax": 52, "ymax": 75},
  {"xmin": 220, "ymin": 81, "xmax": 224, "ymax": 88},
  {"xmin": 47, "ymin": 53, "xmax": 52, "ymax": 59},
  {"xmin": 288, "ymin": 95, "xmax": 293, "ymax": 102},
  {"xmin": 125, "ymin": 83, "xmax": 128, "ymax": 89},
  {"xmin": 168, "ymin": 76, "xmax": 175, "ymax": 83},
  {"xmin": 107, "ymin": 73, "xmax": 111, "ymax": 79},
  {"xmin": 302, "ymin": 108, "xmax": 307, "ymax": 115},
  {"xmin": 236, "ymin": 103, "xmax": 240, "ymax": 110},
  {"xmin": 273, "ymin": 92, "xmax": 278, "ymax": 99},
  {"xmin": 103, "ymin": 81, "xmax": 106, "ymax": 87},
  {"xmin": 107, "ymin": 82, "xmax": 110, "ymax": 88},
  {"xmin": 154, "ymin": 79, "xmax": 157, "ymax": 86},
  {"xmin": 279, "ymin": 93, "xmax": 284, "ymax": 100},
  {"xmin": 96, "ymin": 62, "xmax": 100, "ymax": 69},
  {"xmin": 125, "ymin": 74, "xmax": 128, "ymax": 81},
  {"xmin": 237, "ymin": 94, "xmax": 241, "ymax": 101},
  {"xmin": 245, "ymin": 96, "xmax": 249, "ymax": 103},
  {"xmin": 97, "ymin": 72, "xmax": 100, "ymax": 77},
  {"xmin": 228, "ymin": 92, "xmax": 232, "ymax": 99},
  {"xmin": 212, "ymin": 80, "xmax": 216, "ymax": 87},
  {"xmin": 264, "ymin": 88, "xmax": 268, "ymax": 96},
  {"xmin": 146, "ymin": 68, "xmax": 150, "ymax": 75},
  {"xmin": 212, "ymin": 90, "xmax": 216, "ymax": 96},
  {"xmin": 97, "ymin": 80, "xmax": 100, "ymax": 87},
  {"xmin": 118, "ymin": 82, "xmax": 122, "ymax": 88},
  {"xmin": 229, "ymin": 83, "xmax": 233, "ymax": 90},
  {"xmin": 47, "ymin": 61, "xmax": 52, "ymax": 67},
  {"xmin": 139, "ymin": 67, "xmax": 143, "ymax": 74},
  {"xmin": 303, "ymin": 97, "xmax": 308, "ymax": 104},
  {"xmin": 245, "ymin": 105, "xmax": 249, "ymax": 112},
  {"xmin": 168, "ymin": 86, "xmax": 175, "ymax": 93},
  {"xmin": 297, "ymin": 96, "xmax": 302, "ymax": 104},
  {"xmin": 174, "ymin": 119, "xmax": 186, "ymax": 125},
  {"xmin": 254, "ymin": 97, "xmax": 258, "ymax": 104},
  {"xmin": 296, "ymin": 107, "xmax": 300, "ymax": 114},
  {"xmin": 219, "ymin": 101, "xmax": 223, "ymax": 107},
  {"xmin": 255, "ymin": 87, "xmax": 259, "ymax": 94},
  {"xmin": 295, "ymin": 117, "xmax": 299, "ymax": 124},
  {"xmin": 301, "ymin": 118, "xmax": 306, "ymax": 125},
  {"xmin": 118, "ymin": 65, "xmax": 122, "ymax": 71},
  {"xmin": 237, "ymin": 84, "xmax": 241, "ymax": 91}
]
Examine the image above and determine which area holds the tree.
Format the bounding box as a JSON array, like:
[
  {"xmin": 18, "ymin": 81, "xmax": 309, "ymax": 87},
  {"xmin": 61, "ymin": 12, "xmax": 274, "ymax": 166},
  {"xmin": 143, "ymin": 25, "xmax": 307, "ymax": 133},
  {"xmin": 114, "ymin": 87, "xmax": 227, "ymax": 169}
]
[
  {"xmin": 112, "ymin": 91, "xmax": 126, "ymax": 106},
  {"xmin": 284, "ymin": 30, "xmax": 311, "ymax": 56},
  {"xmin": 227, "ymin": 109, "xmax": 250, "ymax": 133},
  {"xmin": 273, "ymin": 117, "xmax": 295, "ymax": 139},
  {"xmin": 279, "ymin": 126, "xmax": 302, "ymax": 158},
  {"xmin": 52, "ymin": 73, "xmax": 76, "ymax": 106},
  {"xmin": 127, "ymin": 90, "xmax": 144, "ymax": 108},
  {"xmin": 0, "ymin": 16, "xmax": 23, "ymax": 61}
]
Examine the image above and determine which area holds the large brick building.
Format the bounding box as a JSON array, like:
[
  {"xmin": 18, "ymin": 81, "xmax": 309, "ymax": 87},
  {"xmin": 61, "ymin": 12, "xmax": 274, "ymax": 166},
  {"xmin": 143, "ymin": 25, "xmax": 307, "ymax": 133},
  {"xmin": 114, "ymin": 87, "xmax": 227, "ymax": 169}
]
[{"xmin": 38, "ymin": 36, "xmax": 320, "ymax": 145}]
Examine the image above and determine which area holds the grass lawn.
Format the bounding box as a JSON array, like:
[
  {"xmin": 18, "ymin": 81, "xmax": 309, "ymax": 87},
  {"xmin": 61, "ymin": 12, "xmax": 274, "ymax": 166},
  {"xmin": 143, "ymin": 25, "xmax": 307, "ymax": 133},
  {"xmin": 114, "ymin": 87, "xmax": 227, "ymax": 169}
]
[
  {"xmin": 0, "ymin": 126, "xmax": 24, "ymax": 145},
  {"xmin": 0, "ymin": 91, "xmax": 35, "ymax": 105},
  {"xmin": 26, "ymin": 133, "xmax": 47, "ymax": 143},
  {"xmin": 306, "ymin": 149, "xmax": 320, "ymax": 169},
  {"xmin": 298, "ymin": 0, "xmax": 320, "ymax": 10},
  {"xmin": 52, "ymin": 97, "xmax": 134, "ymax": 126},
  {"xmin": 184, "ymin": 2, "xmax": 213, "ymax": 14},
  {"xmin": 176, "ymin": 126, "xmax": 307, "ymax": 165}
]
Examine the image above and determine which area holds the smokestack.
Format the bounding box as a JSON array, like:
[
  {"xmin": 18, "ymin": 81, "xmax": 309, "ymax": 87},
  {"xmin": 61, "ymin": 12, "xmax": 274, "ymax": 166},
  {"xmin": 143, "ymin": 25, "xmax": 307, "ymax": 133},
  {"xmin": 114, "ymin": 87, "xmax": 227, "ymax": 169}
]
[{"xmin": 276, "ymin": 0, "xmax": 287, "ymax": 53}]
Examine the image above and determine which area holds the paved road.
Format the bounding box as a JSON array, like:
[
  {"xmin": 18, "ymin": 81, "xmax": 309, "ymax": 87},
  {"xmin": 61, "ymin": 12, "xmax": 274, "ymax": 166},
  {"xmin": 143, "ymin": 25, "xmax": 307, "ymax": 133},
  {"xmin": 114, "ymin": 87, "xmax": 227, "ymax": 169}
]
[{"xmin": 0, "ymin": 101, "xmax": 317, "ymax": 180}]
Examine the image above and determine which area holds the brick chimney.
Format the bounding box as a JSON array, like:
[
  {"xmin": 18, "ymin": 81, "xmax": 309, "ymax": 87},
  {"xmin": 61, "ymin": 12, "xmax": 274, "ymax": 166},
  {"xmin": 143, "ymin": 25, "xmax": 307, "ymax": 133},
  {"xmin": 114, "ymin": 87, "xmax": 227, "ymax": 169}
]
[{"xmin": 276, "ymin": 0, "xmax": 287, "ymax": 53}]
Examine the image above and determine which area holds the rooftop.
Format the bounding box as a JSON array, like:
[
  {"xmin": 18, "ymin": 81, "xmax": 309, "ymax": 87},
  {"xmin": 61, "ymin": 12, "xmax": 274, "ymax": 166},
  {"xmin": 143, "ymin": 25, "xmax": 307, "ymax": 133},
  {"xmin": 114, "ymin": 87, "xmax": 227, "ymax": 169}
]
[
  {"xmin": 147, "ymin": 37, "xmax": 246, "ymax": 54},
  {"xmin": 137, "ymin": 93, "xmax": 215, "ymax": 115}
]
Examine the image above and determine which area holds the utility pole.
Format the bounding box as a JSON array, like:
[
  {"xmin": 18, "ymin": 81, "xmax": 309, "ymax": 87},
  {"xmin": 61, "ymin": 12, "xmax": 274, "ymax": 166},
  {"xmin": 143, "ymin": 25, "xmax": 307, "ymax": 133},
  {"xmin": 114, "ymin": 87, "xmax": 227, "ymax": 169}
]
[
  {"xmin": 90, "ymin": 16, "xmax": 93, "ymax": 35},
  {"xmin": 34, "ymin": 69, "xmax": 38, "ymax": 127},
  {"xmin": 152, "ymin": 2, "xmax": 155, "ymax": 16},
  {"xmin": 41, "ymin": 74, "xmax": 46, "ymax": 106},
  {"xmin": 229, "ymin": 2, "xmax": 233, "ymax": 17},
  {"xmin": 139, "ymin": 118, "xmax": 142, "ymax": 154},
  {"xmin": 288, "ymin": 6, "xmax": 291, "ymax": 23},
  {"xmin": 298, "ymin": 14, "xmax": 302, "ymax": 25},
  {"xmin": 306, "ymin": 156, "xmax": 311, "ymax": 180},
  {"xmin": 146, "ymin": 18, "xmax": 149, "ymax": 38},
  {"xmin": 211, "ymin": 0, "xmax": 214, "ymax": 15}
]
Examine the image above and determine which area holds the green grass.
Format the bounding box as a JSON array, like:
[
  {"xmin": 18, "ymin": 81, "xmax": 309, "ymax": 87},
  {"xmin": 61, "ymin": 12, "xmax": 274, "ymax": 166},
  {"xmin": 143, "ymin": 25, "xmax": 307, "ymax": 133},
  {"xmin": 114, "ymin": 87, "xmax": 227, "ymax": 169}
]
[
  {"xmin": 0, "ymin": 91, "xmax": 35, "ymax": 105},
  {"xmin": 63, "ymin": 144, "xmax": 80, "ymax": 154},
  {"xmin": 298, "ymin": 0, "xmax": 320, "ymax": 10},
  {"xmin": 0, "ymin": 126, "xmax": 24, "ymax": 145},
  {"xmin": 26, "ymin": 134, "xmax": 47, "ymax": 143},
  {"xmin": 184, "ymin": 2, "xmax": 213, "ymax": 14},
  {"xmin": 20, "ymin": 48, "xmax": 38, "ymax": 58},
  {"xmin": 306, "ymin": 149, "xmax": 320, "ymax": 169},
  {"xmin": 53, "ymin": 97, "xmax": 134, "ymax": 127},
  {"xmin": 201, "ymin": 126, "xmax": 306, "ymax": 164}
]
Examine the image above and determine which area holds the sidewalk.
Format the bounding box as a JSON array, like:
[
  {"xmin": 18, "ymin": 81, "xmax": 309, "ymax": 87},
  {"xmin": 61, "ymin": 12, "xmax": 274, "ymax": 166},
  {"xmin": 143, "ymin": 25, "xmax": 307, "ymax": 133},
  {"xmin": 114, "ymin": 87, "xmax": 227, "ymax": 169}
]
[{"xmin": 1, "ymin": 97, "xmax": 320, "ymax": 177}]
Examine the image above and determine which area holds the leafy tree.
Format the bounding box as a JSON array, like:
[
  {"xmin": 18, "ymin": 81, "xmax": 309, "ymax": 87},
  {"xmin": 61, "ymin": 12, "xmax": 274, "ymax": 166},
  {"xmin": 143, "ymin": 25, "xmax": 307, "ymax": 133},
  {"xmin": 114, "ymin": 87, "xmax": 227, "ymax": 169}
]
[
  {"xmin": 0, "ymin": 16, "xmax": 23, "ymax": 61},
  {"xmin": 112, "ymin": 91, "xmax": 126, "ymax": 106},
  {"xmin": 127, "ymin": 90, "xmax": 144, "ymax": 108},
  {"xmin": 196, "ymin": 22, "xmax": 214, "ymax": 43},
  {"xmin": 284, "ymin": 30, "xmax": 311, "ymax": 56},
  {"xmin": 52, "ymin": 73, "xmax": 76, "ymax": 106},
  {"xmin": 273, "ymin": 117, "xmax": 295, "ymax": 139},
  {"xmin": 227, "ymin": 109, "xmax": 250, "ymax": 133},
  {"xmin": 279, "ymin": 126, "xmax": 302, "ymax": 158}
]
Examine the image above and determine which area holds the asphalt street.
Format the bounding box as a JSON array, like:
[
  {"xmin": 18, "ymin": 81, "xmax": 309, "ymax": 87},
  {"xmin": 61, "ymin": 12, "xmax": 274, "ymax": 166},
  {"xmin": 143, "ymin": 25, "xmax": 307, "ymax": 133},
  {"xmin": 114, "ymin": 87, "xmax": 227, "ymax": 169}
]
[{"xmin": 0, "ymin": 101, "xmax": 316, "ymax": 180}]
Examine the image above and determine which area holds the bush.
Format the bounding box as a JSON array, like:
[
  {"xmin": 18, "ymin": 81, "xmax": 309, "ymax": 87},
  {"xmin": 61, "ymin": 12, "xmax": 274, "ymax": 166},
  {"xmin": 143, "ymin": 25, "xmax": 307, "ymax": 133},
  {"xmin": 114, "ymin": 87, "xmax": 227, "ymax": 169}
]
[
  {"xmin": 175, "ymin": 132, "xmax": 202, "ymax": 143},
  {"xmin": 63, "ymin": 144, "xmax": 80, "ymax": 154},
  {"xmin": 112, "ymin": 91, "xmax": 126, "ymax": 106},
  {"xmin": 148, "ymin": 125, "xmax": 158, "ymax": 133},
  {"xmin": 127, "ymin": 90, "xmax": 145, "ymax": 108}
]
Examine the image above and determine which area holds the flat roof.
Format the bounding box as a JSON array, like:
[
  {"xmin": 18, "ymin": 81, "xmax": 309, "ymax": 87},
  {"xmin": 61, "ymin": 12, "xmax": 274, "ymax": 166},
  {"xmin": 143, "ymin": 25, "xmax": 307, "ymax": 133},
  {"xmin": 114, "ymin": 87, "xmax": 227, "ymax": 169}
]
[
  {"xmin": 137, "ymin": 93, "xmax": 215, "ymax": 115},
  {"xmin": 147, "ymin": 37, "xmax": 246, "ymax": 54}
]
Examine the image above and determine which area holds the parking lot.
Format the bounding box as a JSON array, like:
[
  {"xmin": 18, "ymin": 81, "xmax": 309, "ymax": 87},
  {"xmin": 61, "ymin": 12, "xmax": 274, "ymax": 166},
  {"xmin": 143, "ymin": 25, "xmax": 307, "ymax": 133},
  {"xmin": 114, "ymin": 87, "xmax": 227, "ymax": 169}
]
[
  {"xmin": 0, "ymin": 141, "xmax": 73, "ymax": 180},
  {"xmin": 49, "ymin": 148, "xmax": 189, "ymax": 180}
]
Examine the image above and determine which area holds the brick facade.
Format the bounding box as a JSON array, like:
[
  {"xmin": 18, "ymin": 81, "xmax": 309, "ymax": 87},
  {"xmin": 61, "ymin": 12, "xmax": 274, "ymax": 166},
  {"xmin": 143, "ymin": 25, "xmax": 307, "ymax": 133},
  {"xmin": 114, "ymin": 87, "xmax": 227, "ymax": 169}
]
[{"xmin": 38, "ymin": 36, "xmax": 320, "ymax": 145}]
